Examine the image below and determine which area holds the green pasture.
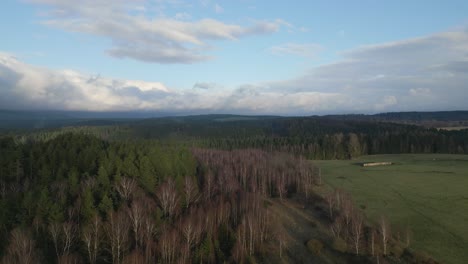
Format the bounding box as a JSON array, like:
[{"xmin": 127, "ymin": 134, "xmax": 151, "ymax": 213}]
[{"xmin": 314, "ymin": 154, "xmax": 468, "ymax": 264}]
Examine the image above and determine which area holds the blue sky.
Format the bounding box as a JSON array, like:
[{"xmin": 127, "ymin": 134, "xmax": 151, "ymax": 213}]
[{"xmin": 1, "ymin": 0, "xmax": 468, "ymax": 114}]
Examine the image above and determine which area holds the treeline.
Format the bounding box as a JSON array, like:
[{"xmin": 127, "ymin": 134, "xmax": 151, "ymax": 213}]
[
  {"xmin": 199, "ymin": 129, "xmax": 468, "ymax": 159},
  {"xmin": 11, "ymin": 116, "xmax": 468, "ymax": 160},
  {"xmin": 0, "ymin": 134, "xmax": 320, "ymax": 263}
]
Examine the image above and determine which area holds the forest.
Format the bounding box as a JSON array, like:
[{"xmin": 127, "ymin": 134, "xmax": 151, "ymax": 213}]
[{"xmin": 1, "ymin": 114, "xmax": 464, "ymax": 263}]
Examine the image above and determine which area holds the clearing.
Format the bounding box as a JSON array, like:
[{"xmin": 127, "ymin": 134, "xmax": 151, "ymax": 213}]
[{"xmin": 314, "ymin": 154, "xmax": 468, "ymax": 264}]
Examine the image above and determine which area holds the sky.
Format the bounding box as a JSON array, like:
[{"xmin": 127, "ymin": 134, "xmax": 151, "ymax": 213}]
[{"xmin": 0, "ymin": 0, "xmax": 468, "ymax": 115}]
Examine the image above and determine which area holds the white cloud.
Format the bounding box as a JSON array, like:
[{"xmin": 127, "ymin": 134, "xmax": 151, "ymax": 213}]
[
  {"xmin": 409, "ymin": 88, "xmax": 432, "ymax": 97},
  {"xmin": 269, "ymin": 43, "xmax": 322, "ymax": 58},
  {"xmin": 27, "ymin": 0, "xmax": 285, "ymax": 64},
  {"xmin": 175, "ymin": 12, "xmax": 191, "ymax": 20},
  {"xmin": 267, "ymin": 27, "xmax": 468, "ymax": 112},
  {"xmin": 2, "ymin": 27, "xmax": 468, "ymax": 114},
  {"xmin": 193, "ymin": 82, "xmax": 222, "ymax": 90},
  {"xmin": 0, "ymin": 53, "xmax": 171, "ymax": 111},
  {"xmin": 0, "ymin": 52, "xmax": 342, "ymax": 114},
  {"xmin": 214, "ymin": 3, "xmax": 224, "ymax": 14}
]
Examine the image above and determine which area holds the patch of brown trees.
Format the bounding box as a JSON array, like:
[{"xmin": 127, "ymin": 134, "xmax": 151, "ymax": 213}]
[
  {"xmin": 1, "ymin": 149, "xmax": 318, "ymax": 264},
  {"xmin": 325, "ymin": 188, "xmax": 412, "ymax": 262}
]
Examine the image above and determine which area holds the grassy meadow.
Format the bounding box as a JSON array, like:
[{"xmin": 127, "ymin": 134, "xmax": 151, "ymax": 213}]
[{"xmin": 314, "ymin": 154, "xmax": 468, "ymax": 264}]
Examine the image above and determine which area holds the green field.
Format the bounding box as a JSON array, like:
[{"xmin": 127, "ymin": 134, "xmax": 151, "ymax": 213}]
[{"xmin": 314, "ymin": 154, "xmax": 468, "ymax": 264}]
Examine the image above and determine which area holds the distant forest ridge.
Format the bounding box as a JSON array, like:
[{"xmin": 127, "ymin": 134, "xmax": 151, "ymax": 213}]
[
  {"xmin": 1, "ymin": 113, "xmax": 466, "ymax": 160},
  {"xmin": 1, "ymin": 109, "xmax": 468, "ymax": 129}
]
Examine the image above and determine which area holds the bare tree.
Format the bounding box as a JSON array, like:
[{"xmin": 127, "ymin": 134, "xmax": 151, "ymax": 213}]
[
  {"xmin": 57, "ymin": 254, "xmax": 82, "ymax": 264},
  {"xmin": 233, "ymin": 224, "xmax": 247, "ymax": 263},
  {"xmin": 245, "ymin": 213, "xmax": 257, "ymax": 256},
  {"xmin": 122, "ymin": 250, "xmax": 145, "ymax": 264},
  {"xmin": 350, "ymin": 212, "xmax": 364, "ymax": 255},
  {"xmin": 180, "ymin": 213, "xmax": 201, "ymax": 260},
  {"xmin": 159, "ymin": 229, "xmax": 179, "ymax": 264},
  {"xmin": 276, "ymin": 173, "xmax": 287, "ymax": 201},
  {"xmin": 3, "ymin": 228, "xmax": 39, "ymax": 264},
  {"xmin": 183, "ymin": 176, "xmax": 199, "ymax": 209},
  {"xmin": 106, "ymin": 210, "xmax": 130, "ymax": 264},
  {"xmin": 48, "ymin": 221, "xmax": 77, "ymax": 261},
  {"xmin": 127, "ymin": 199, "xmax": 147, "ymax": 249},
  {"xmin": 156, "ymin": 178, "xmax": 179, "ymax": 218},
  {"xmin": 369, "ymin": 227, "xmax": 376, "ymax": 257},
  {"xmin": 404, "ymin": 226, "xmax": 412, "ymax": 248},
  {"xmin": 82, "ymin": 215, "xmax": 101, "ymax": 264},
  {"xmin": 61, "ymin": 221, "xmax": 77, "ymax": 256},
  {"xmin": 274, "ymin": 221, "xmax": 288, "ymax": 259},
  {"xmin": 141, "ymin": 216, "xmax": 157, "ymax": 264},
  {"xmin": 325, "ymin": 192, "xmax": 335, "ymax": 220},
  {"xmin": 341, "ymin": 194, "xmax": 354, "ymax": 230},
  {"xmin": 49, "ymin": 222, "xmax": 61, "ymax": 260},
  {"xmin": 258, "ymin": 208, "xmax": 270, "ymax": 243},
  {"xmin": 116, "ymin": 177, "xmax": 137, "ymax": 202},
  {"xmin": 204, "ymin": 170, "xmax": 215, "ymax": 199},
  {"xmin": 330, "ymin": 216, "xmax": 344, "ymax": 239},
  {"xmin": 379, "ymin": 216, "xmax": 390, "ymax": 256}
]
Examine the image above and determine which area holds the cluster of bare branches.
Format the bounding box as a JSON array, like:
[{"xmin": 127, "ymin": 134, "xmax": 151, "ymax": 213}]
[
  {"xmin": 325, "ymin": 188, "xmax": 411, "ymax": 261},
  {"xmin": 192, "ymin": 148, "xmax": 318, "ymax": 200},
  {"xmin": 3, "ymin": 148, "xmax": 316, "ymax": 264}
]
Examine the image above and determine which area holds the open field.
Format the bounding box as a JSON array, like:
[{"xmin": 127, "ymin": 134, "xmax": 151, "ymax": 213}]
[{"xmin": 314, "ymin": 154, "xmax": 468, "ymax": 264}]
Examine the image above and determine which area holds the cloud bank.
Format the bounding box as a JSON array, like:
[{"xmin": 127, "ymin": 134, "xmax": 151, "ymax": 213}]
[
  {"xmin": 1, "ymin": 27, "xmax": 468, "ymax": 114},
  {"xmin": 28, "ymin": 0, "xmax": 285, "ymax": 64},
  {"xmin": 268, "ymin": 28, "xmax": 468, "ymax": 112}
]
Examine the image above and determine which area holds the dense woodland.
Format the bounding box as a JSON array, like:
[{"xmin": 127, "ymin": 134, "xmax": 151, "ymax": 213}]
[
  {"xmin": 12, "ymin": 115, "xmax": 468, "ymax": 159},
  {"xmin": 0, "ymin": 134, "xmax": 319, "ymax": 263},
  {"xmin": 0, "ymin": 115, "xmax": 462, "ymax": 263}
]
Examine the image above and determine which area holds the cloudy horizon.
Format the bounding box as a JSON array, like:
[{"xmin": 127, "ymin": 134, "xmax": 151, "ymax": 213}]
[{"xmin": 1, "ymin": 1, "xmax": 467, "ymax": 115}]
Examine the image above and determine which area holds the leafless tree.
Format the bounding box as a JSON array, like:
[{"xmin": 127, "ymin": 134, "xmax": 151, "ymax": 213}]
[
  {"xmin": 180, "ymin": 212, "xmax": 202, "ymax": 261},
  {"xmin": 204, "ymin": 170, "xmax": 215, "ymax": 199},
  {"xmin": 159, "ymin": 229, "xmax": 179, "ymax": 264},
  {"xmin": 3, "ymin": 228, "xmax": 39, "ymax": 264},
  {"xmin": 325, "ymin": 193, "xmax": 335, "ymax": 220},
  {"xmin": 330, "ymin": 216, "xmax": 344, "ymax": 239},
  {"xmin": 274, "ymin": 221, "xmax": 289, "ymax": 259},
  {"xmin": 246, "ymin": 214, "xmax": 257, "ymax": 256},
  {"xmin": 233, "ymin": 224, "xmax": 247, "ymax": 263},
  {"xmin": 106, "ymin": 210, "xmax": 130, "ymax": 264},
  {"xmin": 183, "ymin": 176, "xmax": 199, "ymax": 209},
  {"xmin": 122, "ymin": 250, "xmax": 145, "ymax": 264},
  {"xmin": 141, "ymin": 216, "xmax": 157, "ymax": 263},
  {"xmin": 379, "ymin": 216, "xmax": 390, "ymax": 256},
  {"xmin": 116, "ymin": 177, "xmax": 137, "ymax": 202},
  {"xmin": 404, "ymin": 226, "xmax": 412, "ymax": 248},
  {"xmin": 49, "ymin": 222, "xmax": 61, "ymax": 260},
  {"xmin": 350, "ymin": 212, "xmax": 364, "ymax": 255},
  {"xmin": 276, "ymin": 173, "xmax": 287, "ymax": 201},
  {"xmin": 48, "ymin": 221, "xmax": 77, "ymax": 261},
  {"xmin": 334, "ymin": 188, "xmax": 343, "ymax": 210},
  {"xmin": 61, "ymin": 221, "xmax": 77, "ymax": 256},
  {"xmin": 341, "ymin": 194, "xmax": 354, "ymax": 230},
  {"xmin": 57, "ymin": 254, "xmax": 82, "ymax": 264},
  {"xmin": 156, "ymin": 178, "xmax": 179, "ymax": 218},
  {"xmin": 127, "ymin": 198, "xmax": 148, "ymax": 248},
  {"xmin": 82, "ymin": 215, "xmax": 101, "ymax": 264},
  {"xmin": 258, "ymin": 208, "xmax": 270, "ymax": 243},
  {"xmin": 369, "ymin": 227, "xmax": 376, "ymax": 257}
]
